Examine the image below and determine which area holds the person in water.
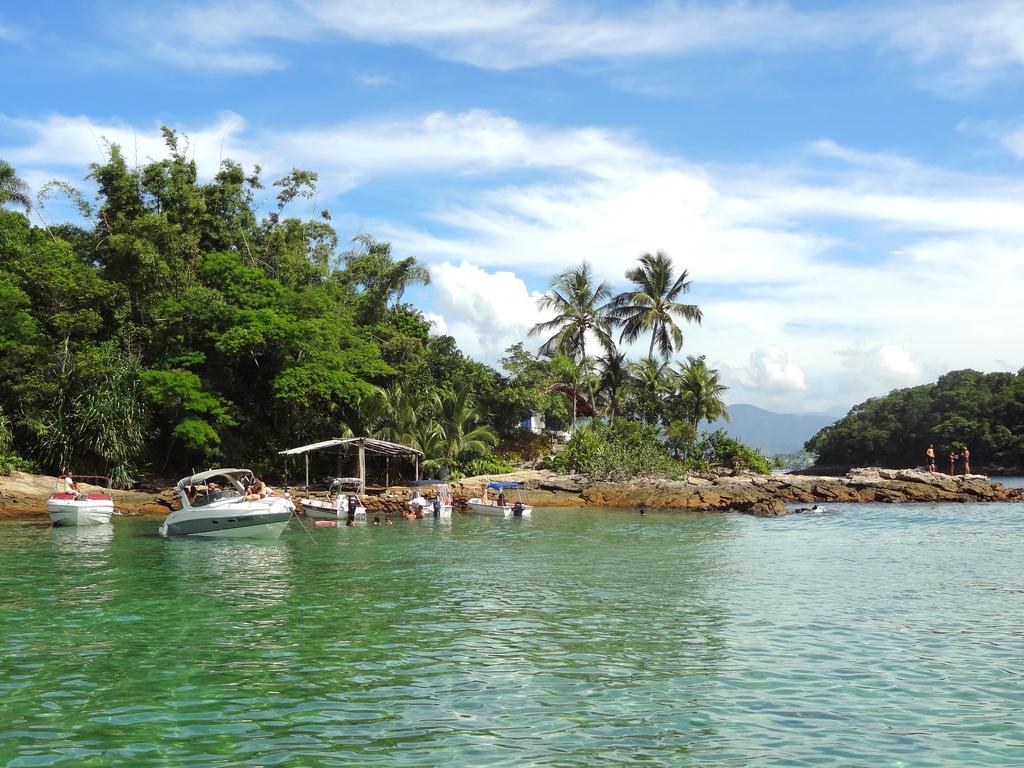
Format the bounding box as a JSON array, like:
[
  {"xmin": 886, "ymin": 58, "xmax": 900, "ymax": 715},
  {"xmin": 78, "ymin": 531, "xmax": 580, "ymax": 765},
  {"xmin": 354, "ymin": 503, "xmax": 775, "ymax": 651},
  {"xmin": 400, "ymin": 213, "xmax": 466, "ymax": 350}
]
[
  {"xmin": 384, "ymin": 513, "xmax": 393, "ymax": 526},
  {"xmin": 372, "ymin": 515, "xmax": 381, "ymax": 527},
  {"xmin": 926, "ymin": 444, "xmax": 936, "ymax": 473}
]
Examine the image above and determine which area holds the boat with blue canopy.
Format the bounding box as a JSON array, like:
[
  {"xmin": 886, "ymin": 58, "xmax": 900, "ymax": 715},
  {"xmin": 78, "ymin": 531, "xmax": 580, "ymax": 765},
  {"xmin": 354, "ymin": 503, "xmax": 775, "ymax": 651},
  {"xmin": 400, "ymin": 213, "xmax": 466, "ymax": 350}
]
[{"xmin": 466, "ymin": 481, "xmax": 532, "ymax": 518}]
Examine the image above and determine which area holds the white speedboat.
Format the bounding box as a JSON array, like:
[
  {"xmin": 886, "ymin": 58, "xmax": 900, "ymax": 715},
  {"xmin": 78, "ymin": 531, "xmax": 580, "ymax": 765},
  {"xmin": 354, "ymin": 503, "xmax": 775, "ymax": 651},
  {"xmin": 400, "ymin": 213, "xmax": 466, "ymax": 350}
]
[
  {"xmin": 466, "ymin": 481, "xmax": 532, "ymax": 518},
  {"xmin": 47, "ymin": 489, "xmax": 114, "ymax": 527},
  {"xmin": 299, "ymin": 477, "xmax": 366, "ymax": 521},
  {"xmin": 160, "ymin": 468, "xmax": 295, "ymax": 538},
  {"xmin": 408, "ymin": 480, "xmax": 453, "ymax": 519}
]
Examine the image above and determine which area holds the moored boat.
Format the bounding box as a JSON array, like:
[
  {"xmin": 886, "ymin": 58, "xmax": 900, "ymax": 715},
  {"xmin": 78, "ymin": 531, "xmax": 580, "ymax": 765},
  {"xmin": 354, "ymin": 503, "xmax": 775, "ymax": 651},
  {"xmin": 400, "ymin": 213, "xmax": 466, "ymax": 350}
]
[
  {"xmin": 299, "ymin": 477, "xmax": 366, "ymax": 522},
  {"xmin": 466, "ymin": 481, "xmax": 532, "ymax": 518},
  {"xmin": 160, "ymin": 468, "xmax": 295, "ymax": 538},
  {"xmin": 47, "ymin": 491, "xmax": 114, "ymax": 527},
  {"xmin": 408, "ymin": 480, "xmax": 453, "ymax": 519}
]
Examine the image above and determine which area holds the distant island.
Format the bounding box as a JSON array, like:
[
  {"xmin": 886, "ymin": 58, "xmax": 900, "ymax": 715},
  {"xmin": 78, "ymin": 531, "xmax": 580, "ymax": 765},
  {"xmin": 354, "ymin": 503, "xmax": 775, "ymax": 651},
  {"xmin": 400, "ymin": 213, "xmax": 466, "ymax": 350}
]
[{"xmin": 806, "ymin": 369, "xmax": 1024, "ymax": 475}]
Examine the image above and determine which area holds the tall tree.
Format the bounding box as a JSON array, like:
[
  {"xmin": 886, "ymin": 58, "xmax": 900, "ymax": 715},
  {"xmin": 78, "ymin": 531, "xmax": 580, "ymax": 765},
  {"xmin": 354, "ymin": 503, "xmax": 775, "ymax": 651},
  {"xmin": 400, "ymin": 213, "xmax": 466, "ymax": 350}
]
[
  {"xmin": 675, "ymin": 355, "xmax": 729, "ymax": 429},
  {"xmin": 343, "ymin": 235, "xmax": 431, "ymax": 321},
  {"xmin": 596, "ymin": 351, "xmax": 629, "ymax": 419},
  {"xmin": 611, "ymin": 251, "xmax": 702, "ymax": 361},
  {"xmin": 530, "ymin": 261, "xmax": 615, "ymax": 411},
  {"xmin": 0, "ymin": 161, "xmax": 31, "ymax": 213}
]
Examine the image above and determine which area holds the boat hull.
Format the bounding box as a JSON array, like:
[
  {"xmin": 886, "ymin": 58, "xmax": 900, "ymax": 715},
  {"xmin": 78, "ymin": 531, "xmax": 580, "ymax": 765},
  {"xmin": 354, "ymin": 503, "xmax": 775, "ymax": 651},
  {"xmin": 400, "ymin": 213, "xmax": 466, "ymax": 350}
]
[
  {"xmin": 408, "ymin": 502, "xmax": 453, "ymax": 519},
  {"xmin": 47, "ymin": 495, "xmax": 114, "ymax": 527},
  {"xmin": 160, "ymin": 502, "xmax": 294, "ymax": 538},
  {"xmin": 300, "ymin": 499, "xmax": 367, "ymax": 520},
  {"xmin": 465, "ymin": 499, "xmax": 532, "ymax": 518}
]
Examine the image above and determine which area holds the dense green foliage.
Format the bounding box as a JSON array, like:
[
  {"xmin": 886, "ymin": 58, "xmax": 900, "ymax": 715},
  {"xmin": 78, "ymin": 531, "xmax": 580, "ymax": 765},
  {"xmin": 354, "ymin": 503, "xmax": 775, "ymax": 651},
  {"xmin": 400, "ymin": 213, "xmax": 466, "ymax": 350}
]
[
  {"xmin": 546, "ymin": 420, "xmax": 684, "ymax": 481},
  {"xmin": 0, "ymin": 140, "xmax": 521, "ymax": 484},
  {"xmin": 806, "ymin": 369, "xmax": 1024, "ymax": 470},
  {"xmin": 0, "ymin": 140, "xmax": 765, "ymax": 485}
]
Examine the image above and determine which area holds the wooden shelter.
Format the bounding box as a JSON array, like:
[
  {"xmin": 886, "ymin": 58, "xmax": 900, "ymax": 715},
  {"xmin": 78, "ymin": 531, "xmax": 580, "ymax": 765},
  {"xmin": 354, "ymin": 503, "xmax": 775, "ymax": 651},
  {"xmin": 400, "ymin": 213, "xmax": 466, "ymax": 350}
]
[{"xmin": 278, "ymin": 437, "xmax": 422, "ymax": 494}]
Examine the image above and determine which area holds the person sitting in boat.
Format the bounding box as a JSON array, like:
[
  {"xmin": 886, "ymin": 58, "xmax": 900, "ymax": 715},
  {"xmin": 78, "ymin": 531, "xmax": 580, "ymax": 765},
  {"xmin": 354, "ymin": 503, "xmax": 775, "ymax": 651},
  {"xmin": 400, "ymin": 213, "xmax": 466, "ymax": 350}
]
[
  {"xmin": 245, "ymin": 475, "xmax": 267, "ymax": 501},
  {"xmin": 61, "ymin": 471, "xmax": 81, "ymax": 498}
]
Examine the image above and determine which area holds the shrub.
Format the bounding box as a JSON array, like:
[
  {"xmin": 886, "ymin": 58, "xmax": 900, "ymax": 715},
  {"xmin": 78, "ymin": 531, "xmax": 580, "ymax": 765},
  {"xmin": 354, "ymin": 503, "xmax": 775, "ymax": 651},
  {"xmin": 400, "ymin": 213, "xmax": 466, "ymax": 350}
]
[
  {"xmin": 546, "ymin": 419, "xmax": 683, "ymax": 481},
  {"xmin": 693, "ymin": 430, "xmax": 771, "ymax": 474},
  {"xmin": 459, "ymin": 455, "xmax": 517, "ymax": 477}
]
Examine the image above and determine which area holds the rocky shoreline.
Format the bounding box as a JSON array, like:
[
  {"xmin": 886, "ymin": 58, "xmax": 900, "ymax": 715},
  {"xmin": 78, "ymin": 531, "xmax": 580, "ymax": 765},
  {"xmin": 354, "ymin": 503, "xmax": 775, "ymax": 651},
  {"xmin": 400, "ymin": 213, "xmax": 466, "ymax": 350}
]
[
  {"xmin": 1, "ymin": 468, "xmax": 1021, "ymax": 521},
  {"xmin": 447, "ymin": 468, "xmax": 1024, "ymax": 517}
]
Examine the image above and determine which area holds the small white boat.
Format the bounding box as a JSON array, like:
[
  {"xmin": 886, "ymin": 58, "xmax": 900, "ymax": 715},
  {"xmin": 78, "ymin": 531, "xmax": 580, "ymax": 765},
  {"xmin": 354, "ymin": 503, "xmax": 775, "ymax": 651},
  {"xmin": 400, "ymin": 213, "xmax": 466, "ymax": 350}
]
[
  {"xmin": 466, "ymin": 481, "xmax": 532, "ymax": 518},
  {"xmin": 408, "ymin": 480, "xmax": 453, "ymax": 519},
  {"xmin": 299, "ymin": 477, "xmax": 366, "ymax": 522},
  {"xmin": 161, "ymin": 468, "xmax": 295, "ymax": 538},
  {"xmin": 47, "ymin": 489, "xmax": 114, "ymax": 527}
]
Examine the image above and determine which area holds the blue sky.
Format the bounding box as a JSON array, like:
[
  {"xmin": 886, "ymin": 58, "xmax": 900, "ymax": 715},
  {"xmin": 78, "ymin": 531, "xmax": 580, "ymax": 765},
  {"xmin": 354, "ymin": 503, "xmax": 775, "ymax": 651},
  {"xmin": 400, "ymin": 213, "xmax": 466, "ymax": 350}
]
[{"xmin": 3, "ymin": 1, "xmax": 1024, "ymax": 414}]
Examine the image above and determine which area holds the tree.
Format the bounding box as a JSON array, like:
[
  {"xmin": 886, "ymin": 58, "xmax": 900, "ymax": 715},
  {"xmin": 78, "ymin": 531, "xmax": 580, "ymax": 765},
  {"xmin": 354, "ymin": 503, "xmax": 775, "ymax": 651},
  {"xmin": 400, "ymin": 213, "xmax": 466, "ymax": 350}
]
[
  {"xmin": 530, "ymin": 261, "xmax": 615, "ymax": 411},
  {"xmin": 343, "ymin": 235, "xmax": 430, "ymax": 321},
  {"xmin": 625, "ymin": 356, "xmax": 672, "ymax": 424},
  {"xmin": 610, "ymin": 251, "xmax": 701, "ymax": 361},
  {"xmin": 675, "ymin": 355, "xmax": 729, "ymax": 429},
  {"xmin": 596, "ymin": 351, "xmax": 629, "ymax": 419},
  {"xmin": 0, "ymin": 161, "xmax": 31, "ymax": 213},
  {"xmin": 435, "ymin": 383, "xmax": 498, "ymax": 465}
]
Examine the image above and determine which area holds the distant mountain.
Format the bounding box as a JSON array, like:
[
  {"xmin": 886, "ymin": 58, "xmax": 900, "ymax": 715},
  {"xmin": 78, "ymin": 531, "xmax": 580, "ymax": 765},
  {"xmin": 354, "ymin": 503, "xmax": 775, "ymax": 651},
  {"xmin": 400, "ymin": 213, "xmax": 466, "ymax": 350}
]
[{"xmin": 701, "ymin": 404, "xmax": 838, "ymax": 456}]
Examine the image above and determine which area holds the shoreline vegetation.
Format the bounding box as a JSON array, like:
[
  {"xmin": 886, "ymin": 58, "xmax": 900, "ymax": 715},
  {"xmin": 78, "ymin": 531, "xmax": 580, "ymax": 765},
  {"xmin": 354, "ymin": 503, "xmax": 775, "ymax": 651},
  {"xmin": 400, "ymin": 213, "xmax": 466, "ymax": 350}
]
[
  {"xmin": 0, "ymin": 142, "xmax": 770, "ymax": 488},
  {"xmin": 1, "ymin": 146, "xmax": 1019, "ymax": 488},
  {"xmin": 1, "ymin": 468, "xmax": 1020, "ymax": 521}
]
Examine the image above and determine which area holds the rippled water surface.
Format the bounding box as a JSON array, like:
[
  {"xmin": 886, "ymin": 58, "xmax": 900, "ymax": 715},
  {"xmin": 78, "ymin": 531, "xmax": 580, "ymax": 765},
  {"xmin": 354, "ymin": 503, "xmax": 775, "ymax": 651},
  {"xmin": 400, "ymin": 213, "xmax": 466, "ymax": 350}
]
[{"xmin": 2, "ymin": 504, "xmax": 1023, "ymax": 767}]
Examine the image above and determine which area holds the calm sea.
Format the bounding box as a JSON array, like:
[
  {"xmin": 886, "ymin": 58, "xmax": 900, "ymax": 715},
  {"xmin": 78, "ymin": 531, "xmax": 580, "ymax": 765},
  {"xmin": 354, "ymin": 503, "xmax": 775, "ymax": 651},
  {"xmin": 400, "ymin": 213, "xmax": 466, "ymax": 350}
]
[{"xmin": 1, "ymin": 503, "xmax": 1023, "ymax": 767}]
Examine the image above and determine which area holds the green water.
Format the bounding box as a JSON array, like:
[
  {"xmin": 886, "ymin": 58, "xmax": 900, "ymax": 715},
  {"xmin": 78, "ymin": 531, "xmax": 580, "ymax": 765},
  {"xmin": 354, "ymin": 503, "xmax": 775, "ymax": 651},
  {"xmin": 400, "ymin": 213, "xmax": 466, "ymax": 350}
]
[{"xmin": 1, "ymin": 504, "xmax": 1023, "ymax": 767}]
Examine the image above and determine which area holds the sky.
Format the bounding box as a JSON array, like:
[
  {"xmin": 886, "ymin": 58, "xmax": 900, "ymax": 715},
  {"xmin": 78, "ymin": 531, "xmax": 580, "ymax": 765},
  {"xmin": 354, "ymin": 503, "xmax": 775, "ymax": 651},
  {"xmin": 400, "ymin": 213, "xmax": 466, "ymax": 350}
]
[{"xmin": 2, "ymin": 1, "xmax": 1024, "ymax": 415}]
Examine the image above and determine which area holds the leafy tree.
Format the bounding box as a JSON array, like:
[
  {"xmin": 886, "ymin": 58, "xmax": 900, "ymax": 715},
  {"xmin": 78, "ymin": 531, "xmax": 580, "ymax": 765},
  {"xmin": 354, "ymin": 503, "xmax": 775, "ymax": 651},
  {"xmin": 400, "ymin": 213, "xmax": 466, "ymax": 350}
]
[
  {"xmin": 610, "ymin": 251, "xmax": 702, "ymax": 360},
  {"xmin": 0, "ymin": 160, "xmax": 31, "ymax": 212}
]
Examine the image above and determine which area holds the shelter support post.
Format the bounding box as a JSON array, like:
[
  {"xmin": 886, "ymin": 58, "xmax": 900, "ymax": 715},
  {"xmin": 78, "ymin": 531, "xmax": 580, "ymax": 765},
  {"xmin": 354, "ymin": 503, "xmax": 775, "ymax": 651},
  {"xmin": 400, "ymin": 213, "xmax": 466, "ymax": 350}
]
[
  {"xmin": 385, "ymin": 457, "xmax": 390, "ymax": 489},
  {"xmin": 358, "ymin": 442, "xmax": 366, "ymax": 496},
  {"xmin": 305, "ymin": 454, "xmax": 309, "ymax": 493},
  {"xmin": 415, "ymin": 456, "xmax": 419, "ymax": 482}
]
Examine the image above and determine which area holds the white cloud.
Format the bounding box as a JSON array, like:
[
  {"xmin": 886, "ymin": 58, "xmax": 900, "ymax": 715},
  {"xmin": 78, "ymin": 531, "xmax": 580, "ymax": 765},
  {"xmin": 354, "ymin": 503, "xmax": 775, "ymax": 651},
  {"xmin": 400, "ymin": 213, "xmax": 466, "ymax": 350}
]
[
  {"xmin": 837, "ymin": 344, "xmax": 921, "ymax": 388},
  {"xmin": 736, "ymin": 347, "xmax": 807, "ymax": 393},
  {"xmin": 424, "ymin": 261, "xmax": 545, "ymax": 361},
  {"xmin": 116, "ymin": 1, "xmax": 1024, "ymax": 91},
  {"xmin": 4, "ymin": 108, "xmax": 1024, "ymax": 411}
]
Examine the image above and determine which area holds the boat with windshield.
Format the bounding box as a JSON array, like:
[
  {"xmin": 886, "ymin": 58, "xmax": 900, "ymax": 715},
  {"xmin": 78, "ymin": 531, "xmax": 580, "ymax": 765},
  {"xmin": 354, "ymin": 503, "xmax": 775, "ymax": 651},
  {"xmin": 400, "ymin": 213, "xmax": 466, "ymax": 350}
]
[
  {"xmin": 466, "ymin": 481, "xmax": 532, "ymax": 518},
  {"xmin": 160, "ymin": 468, "xmax": 295, "ymax": 538},
  {"xmin": 408, "ymin": 480, "xmax": 453, "ymax": 519}
]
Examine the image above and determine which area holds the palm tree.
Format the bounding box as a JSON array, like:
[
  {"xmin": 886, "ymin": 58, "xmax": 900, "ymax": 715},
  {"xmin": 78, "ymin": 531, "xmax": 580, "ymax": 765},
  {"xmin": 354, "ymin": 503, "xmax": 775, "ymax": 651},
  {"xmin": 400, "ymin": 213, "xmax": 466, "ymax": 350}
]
[
  {"xmin": 610, "ymin": 251, "xmax": 702, "ymax": 361},
  {"xmin": 0, "ymin": 160, "xmax": 31, "ymax": 213},
  {"xmin": 627, "ymin": 356, "xmax": 672, "ymax": 424},
  {"xmin": 435, "ymin": 384, "xmax": 498, "ymax": 463},
  {"xmin": 530, "ymin": 262, "xmax": 616, "ymax": 410},
  {"xmin": 545, "ymin": 354, "xmax": 594, "ymax": 429},
  {"xmin": 344, "ymin": 235, "xmax": 431, "ymax": 318},
  {"xmin": 596, "ymin": 351, "xmax": 629, "ymax": 419},
  {"xmin": 675, "ymin": 355, "xmax": 729, "ymax": 429}
]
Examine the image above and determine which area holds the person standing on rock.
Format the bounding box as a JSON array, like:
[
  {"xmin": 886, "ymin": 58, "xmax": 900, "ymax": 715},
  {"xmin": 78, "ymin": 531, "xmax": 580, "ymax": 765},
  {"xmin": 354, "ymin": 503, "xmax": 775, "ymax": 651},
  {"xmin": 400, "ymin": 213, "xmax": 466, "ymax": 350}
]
[
  {"xmin": 962, "ymin": 446, "xmax": 971, "ymax": 475},
  {"xmin": 948, "ymin": 450, "xmax": 956, "ymax": 475},
  {"xmin": 926, "ymin": 444, "xmax": 936, "ymax": 473}
]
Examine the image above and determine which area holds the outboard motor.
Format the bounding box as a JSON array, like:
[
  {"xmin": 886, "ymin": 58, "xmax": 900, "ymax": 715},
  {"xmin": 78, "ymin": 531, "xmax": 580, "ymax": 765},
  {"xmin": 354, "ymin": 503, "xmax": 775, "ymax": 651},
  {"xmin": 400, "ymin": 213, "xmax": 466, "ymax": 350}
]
[
  {"xmin": 347, "ymin": 494, "xmax": 357, "ymax": 524},
  {"xmin": 512, "ymin": 501, "xmax": 525, "ymax": 517},
  {"xmin": 432, "ymin": 497, "xmax": 441, "ymax": 518}
]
